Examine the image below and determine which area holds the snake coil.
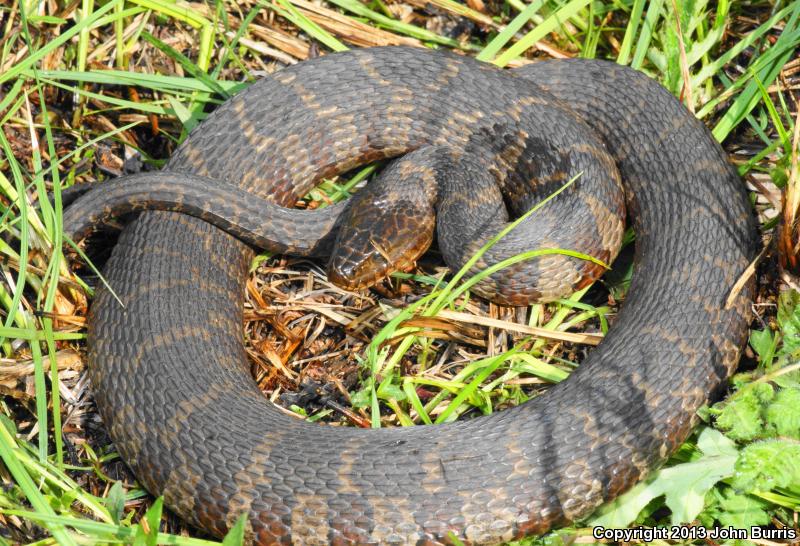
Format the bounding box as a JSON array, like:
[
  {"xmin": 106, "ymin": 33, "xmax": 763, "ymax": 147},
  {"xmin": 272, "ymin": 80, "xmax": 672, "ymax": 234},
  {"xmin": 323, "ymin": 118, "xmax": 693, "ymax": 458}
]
[{"xmin": 74, "ymin": 47, "xmax": 757, "ymax": 544}]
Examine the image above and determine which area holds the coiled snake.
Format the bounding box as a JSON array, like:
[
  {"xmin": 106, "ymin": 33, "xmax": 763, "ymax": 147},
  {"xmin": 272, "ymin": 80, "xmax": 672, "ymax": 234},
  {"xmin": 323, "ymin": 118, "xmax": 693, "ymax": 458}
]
[{"xmin": 65, "ymin": 47, "xmax": 758, "ymax": 544}]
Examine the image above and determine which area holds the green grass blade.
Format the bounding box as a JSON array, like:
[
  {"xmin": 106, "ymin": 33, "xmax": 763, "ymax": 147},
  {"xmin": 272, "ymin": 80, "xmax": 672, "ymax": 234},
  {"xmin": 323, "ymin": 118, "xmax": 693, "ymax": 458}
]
[
  {"xmin": 0, "ymin": 0, "xmax": 118, "ymax": 86},
  {"xmin": 30, "ymin": 69, "xmax": 245, "ymax": 94},
  {"xmin": 0, "ymin": 421, "xmax": 78, "ymax": 545},
  {"xmin": 0, "ymin": 509, "xmax": 222, "ymax": 545},
  {"xmin": 631, "ymin": 0, "xmax": 664, "ymax": 70},
  {"xmin": 617, "ymin": 0, "xmax": 647, "ymax": 65},
  {"xmin": 712, "ymin": 28, "xmax": 800, "ymax": 141},
  {"xmin": 691, "ymin": 3, "xmax": 797, "ymax": 89},
  {"xmin": 494, "ymin": 0, "xmax": 593, "ymax": 67},
  {"xmin": 140, "ymin": 32, "xmax": 230, "ymax": 98},
  {"xmin": 271, "ymin": 0, "xmax": 349, "ymax": 52},
  {"xmin": 434, "ymin": 345, "xmax": 524, "ymax": 423},
  {"xmin": 323, "ymin": 0, "xmax": 474, "ymax": 49},
  {"xmin": 477, "ymin": 0, "xmax": 544, "ymax": 62}
]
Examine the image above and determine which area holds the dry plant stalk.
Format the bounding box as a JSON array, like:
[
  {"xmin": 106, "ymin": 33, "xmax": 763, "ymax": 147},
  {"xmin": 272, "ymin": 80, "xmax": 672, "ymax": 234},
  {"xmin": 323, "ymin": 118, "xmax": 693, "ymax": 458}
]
[{"xmin": 778, "ymin": 104, "xmax": 800, "ymax": 272}]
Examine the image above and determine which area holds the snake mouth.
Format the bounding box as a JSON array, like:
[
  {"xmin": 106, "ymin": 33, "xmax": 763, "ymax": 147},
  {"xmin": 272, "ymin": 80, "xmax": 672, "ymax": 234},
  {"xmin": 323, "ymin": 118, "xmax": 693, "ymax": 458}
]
[{"xmin": 326, "ymin": 264, "xmax": 380, "ymax": 291}]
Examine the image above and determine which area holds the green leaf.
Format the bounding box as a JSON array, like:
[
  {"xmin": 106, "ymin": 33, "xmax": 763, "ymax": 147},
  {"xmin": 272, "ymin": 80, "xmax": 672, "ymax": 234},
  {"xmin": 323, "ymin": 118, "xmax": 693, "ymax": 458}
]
[
  {"xmin": 702, "ymin": 487, "xmax": 771, "ymax": 528},
  {"xmin": 731, "ymin": 440, "xmax": 800, "ymax": 492},
  {"xmin": 134, "ymin": 497, "xmax": 163, "ymax": 546},
  {"xmin": 350, "ymin": 382, "xmax": 372, "ymax": 409},
  {"xmin": 589, "ymin": 428, "xmax": 738, "ymax": 527},
  {"xmin": 166, "ymin": 95, "xmax": 205, "ymax": 133},
  {"xmin": 105, "ymin": 481, "xmax": 126, "ymax": 525},
  {"xmin": 777, "ymin": 290, "xmax": 800, "ymax": 326},
  {"xmin": 0, "ymin": 415, "xmax": 18, "ymax": 436},
  {"xmin": 713, "ymin": 382, "xmax": 774, "ymax": 441},
  {"xmin": 777, "ymin": 290, "xmax": 800, "ymax": 358},
  {"xmin": 511, "ymin": 353, "xmax": 569, "ymax": 383},
  {"xmin": 748, "ymin": 328, "xmax": 775, "ymax": 366},
  {"xmin": 447, "ymin": 531, "xmax": 466, "ymax": 546},
  {"xmin": 717, "ymin": 491, "xmax": 770, "ymax": 528},
  {"xmin": 377, "ymin": 381, "xmax": 407, "ymax": 403},
  {"xmin": 222, "ymin": 513, "xmax": 248, "ymax": 545},
  {"xmin": 402, "ymin": 379, "xmax": 433, "ymax": 425},
  {"xmin": 765, "ymin": 388, "xmax": 800, "ymax": 439},
  {"xmin": 28, "ymin": 15, "xmax": 69, "ymax": 24}
]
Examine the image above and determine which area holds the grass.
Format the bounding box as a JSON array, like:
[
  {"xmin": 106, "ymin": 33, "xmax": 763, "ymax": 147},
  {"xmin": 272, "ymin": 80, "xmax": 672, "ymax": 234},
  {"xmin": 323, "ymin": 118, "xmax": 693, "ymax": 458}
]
[{"xmin": 0, "ymin": 0, "xmax": 799, "ymax": 544}]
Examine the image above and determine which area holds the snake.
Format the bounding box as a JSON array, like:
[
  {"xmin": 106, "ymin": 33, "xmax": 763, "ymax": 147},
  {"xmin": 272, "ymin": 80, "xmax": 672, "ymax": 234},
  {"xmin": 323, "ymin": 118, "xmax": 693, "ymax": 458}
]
[{"xmin": 64, "ymin": 47, "xmax": 758, "ymax": 544}]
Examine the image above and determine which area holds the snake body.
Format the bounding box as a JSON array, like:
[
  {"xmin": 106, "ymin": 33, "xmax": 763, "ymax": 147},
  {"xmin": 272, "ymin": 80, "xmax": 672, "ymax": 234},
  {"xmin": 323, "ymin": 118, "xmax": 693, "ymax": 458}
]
[{"xmin": 75, "ymin": 48, "xmax": 758, "ymax": 544}]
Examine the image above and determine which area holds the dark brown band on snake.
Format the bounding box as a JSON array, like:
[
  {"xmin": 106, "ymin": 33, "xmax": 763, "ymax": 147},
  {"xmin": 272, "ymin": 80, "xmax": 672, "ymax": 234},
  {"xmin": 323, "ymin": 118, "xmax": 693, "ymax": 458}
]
[{"xmin": 76, "ymin": 48, "xmax": 758, "ymax": 544}]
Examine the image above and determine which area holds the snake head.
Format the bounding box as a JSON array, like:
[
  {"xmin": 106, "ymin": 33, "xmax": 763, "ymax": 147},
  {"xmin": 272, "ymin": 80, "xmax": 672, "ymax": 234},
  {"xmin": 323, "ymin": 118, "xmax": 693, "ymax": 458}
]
[{"xmin": 327, "ymin": 195, "xmax": 435, "ymax": 291}]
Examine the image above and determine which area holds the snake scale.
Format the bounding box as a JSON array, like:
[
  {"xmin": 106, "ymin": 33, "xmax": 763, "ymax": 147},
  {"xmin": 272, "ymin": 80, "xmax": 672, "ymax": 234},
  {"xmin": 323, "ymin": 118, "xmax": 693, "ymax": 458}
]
[{"xmin": 66, "ymin": 47, "xmax": 759, "ymax": 544}]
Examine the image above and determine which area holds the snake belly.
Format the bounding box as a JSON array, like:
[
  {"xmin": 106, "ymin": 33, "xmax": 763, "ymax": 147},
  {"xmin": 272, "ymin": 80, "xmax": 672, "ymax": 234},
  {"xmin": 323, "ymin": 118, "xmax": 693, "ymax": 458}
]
[{"xmin": 84, "ymin": 47, "xmax": 758, "ymax": 544}]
